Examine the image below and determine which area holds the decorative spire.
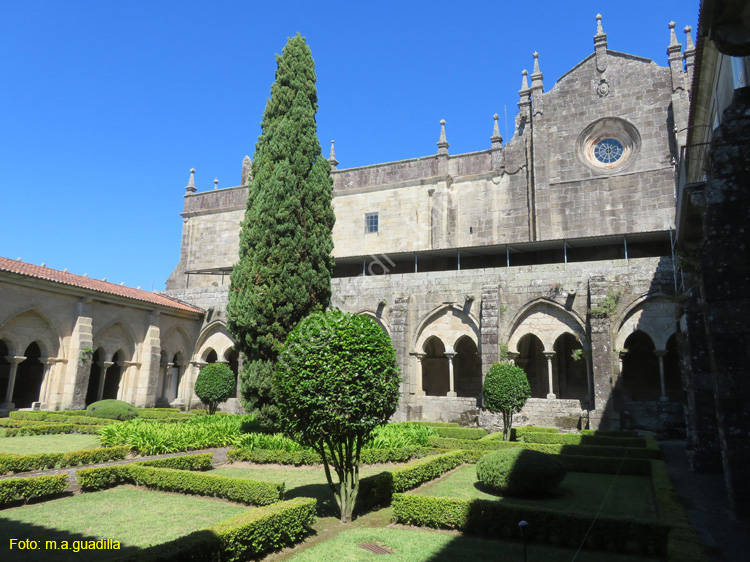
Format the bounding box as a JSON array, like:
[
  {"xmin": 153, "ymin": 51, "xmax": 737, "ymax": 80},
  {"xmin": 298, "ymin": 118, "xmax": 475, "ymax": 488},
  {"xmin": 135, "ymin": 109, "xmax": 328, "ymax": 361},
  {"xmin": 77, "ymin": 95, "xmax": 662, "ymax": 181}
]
[
  {"xmin": 667, "ymin": 21, "xmax": 682, "ymax": 57},
  {"xmin": 594, "ymin": 13, "xmax": 608, "ymax": 73},
  {"xmin": 520, "ymin": 69, "xmax": 529, "ymax": 91},
  {"xmin": 684, "ymin": 25, "xmax": 695, "ymax": 53},
  {"xmin": 490, "ymin": 114, "xmax": 503, "ymax": 146},
  {"xmin": 530, "ymin": 52, "xmax": 544, "ymax": 92},
  {"xmin": 241, "ymin": 155, "xmax": 252, "ymax": 186},
  {"xmin": 185, "ymin": 168, "xmax": 196, "ymax": 193},
  {"xmin": 684, "ymin": 25, "xmax": 696, "ymax": 94},
  {"xmin": 329, "ymin": 140, "xmax": 338, "ymax": 170},
  {"xmin": 213, "ymin": 178, "xmax": 219, "ymax": 190},
  {"xmin": 437, "ymin": 119, "xmax": 449, "ymax": 155}
]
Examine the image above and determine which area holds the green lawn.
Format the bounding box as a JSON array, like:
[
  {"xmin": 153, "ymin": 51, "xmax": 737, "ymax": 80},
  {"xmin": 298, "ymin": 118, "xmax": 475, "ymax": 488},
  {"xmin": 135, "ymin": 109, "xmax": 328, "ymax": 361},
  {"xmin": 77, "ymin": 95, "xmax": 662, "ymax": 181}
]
[
  {"xmin": 212, "ymin": 465, "xmax": 390, "ymax": 516},
  {"xmin": 0, "ymin": 486, "xmax": 248, "ymax": 562},
  {"xmin": 414, "ymin": 465, "xmax": 658, "ymax": 519},
  {"xmin": 0, "ymin": 434, "xmax": 101, "ymax": 455},
  {"xmin": 287, "ymin": 527, "xmax": 658, "ymax": 562}
]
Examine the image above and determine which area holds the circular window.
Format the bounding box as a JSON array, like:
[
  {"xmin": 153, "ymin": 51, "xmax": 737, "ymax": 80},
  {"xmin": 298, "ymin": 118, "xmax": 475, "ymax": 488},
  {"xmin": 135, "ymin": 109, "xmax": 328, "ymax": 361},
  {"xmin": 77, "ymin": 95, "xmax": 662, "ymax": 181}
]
[
  {"xmin": 576, "ymin": 118, "xmax": 640, "ymax": 173},
  {"xmin": 594, "ymin": 138, "xmax": 624, "ymax": 164}
]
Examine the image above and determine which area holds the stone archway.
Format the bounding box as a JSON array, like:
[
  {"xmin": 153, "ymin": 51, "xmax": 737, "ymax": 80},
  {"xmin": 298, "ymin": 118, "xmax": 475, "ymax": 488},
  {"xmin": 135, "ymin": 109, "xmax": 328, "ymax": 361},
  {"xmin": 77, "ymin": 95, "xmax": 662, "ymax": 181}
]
[
  {"xmin": 422, "ymin": 336, "xmax": 449, "ymax": 397},
  {"xmin": 553, "ymin": 333, "xmax": 587, "ymax": 402},
  {"xmin": 12, "ymin": 342, "xmax": 45, "ymax": 409},
  {"xmin": 0, "ymin": 340, "xmax": 11, "ymax": 406},
  {"xmin": 101, "ymin": 351, "xmax": 123, "ymax": 400},
  {"xmin": 454, "ymin": 336, "xmax": 481, "ymax": 398},
  {"xmin": 621, "ymin": 331, "xmax": 660, "ymax": 401},
  {"xmin": 515, "ymin": 334, "xmax": 547, "ymax": 398}
]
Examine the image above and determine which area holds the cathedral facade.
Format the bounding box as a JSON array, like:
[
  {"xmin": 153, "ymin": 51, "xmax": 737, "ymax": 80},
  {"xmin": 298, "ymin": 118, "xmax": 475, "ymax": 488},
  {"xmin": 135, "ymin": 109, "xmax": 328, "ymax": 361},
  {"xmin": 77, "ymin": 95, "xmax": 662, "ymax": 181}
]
[{"xmin": 1, "ymin": 16, "xmax": 694, "ymax": 432}]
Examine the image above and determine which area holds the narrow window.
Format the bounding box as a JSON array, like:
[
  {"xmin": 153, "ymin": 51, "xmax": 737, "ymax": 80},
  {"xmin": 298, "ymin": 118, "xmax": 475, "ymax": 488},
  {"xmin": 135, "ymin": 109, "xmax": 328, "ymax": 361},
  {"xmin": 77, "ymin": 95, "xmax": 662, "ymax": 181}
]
[{"xmin": 365, "ymin": 212, "xmax": 378, "ymax": 234}]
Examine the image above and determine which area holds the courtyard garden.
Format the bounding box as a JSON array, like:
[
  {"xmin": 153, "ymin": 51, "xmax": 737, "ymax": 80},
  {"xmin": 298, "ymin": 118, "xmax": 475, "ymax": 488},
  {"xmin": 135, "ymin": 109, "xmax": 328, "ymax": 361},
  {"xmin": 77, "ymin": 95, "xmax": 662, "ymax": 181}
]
[{"xmin": 0, "ymin": 407, "xmax": 708, "ymax": 562}]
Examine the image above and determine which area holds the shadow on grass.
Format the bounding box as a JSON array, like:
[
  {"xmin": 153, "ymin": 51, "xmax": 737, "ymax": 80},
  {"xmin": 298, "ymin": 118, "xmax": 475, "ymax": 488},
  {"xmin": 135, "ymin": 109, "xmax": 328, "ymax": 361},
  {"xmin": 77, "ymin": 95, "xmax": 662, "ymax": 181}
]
[{"xmin": 0, "ymin": 518, "xmax": 140, "ymax": 562}]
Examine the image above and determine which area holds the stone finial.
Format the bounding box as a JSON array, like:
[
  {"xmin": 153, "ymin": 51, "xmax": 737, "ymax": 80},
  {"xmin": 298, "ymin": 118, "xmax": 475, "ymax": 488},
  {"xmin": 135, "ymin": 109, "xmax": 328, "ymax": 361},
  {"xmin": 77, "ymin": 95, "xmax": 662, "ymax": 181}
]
[
  {"xmin": 594, "ymin": 13, "xmax": 608, "ymax": 72},
  {"xmin": 185, "ymin": 168, "xmax": 196, "ymax": 193},
  {"xmin": 684, "ymin": 25, "xmax": 696, "ymax": 94},
  {"xmin": 530, "ymin": 52, "xmax": 544, "ymax": 91},
  {"xmin": 684, "ymin": 25, "xmax": 695, "ymax": 52},
  {"xmin": 490, "ymin": 114, "xmax": 503, "ymax": 145},
  {"xmin": 437, "ymin": 119, "xmax": 449, "ymax": 155},
  {"xmin": 667, "ymin": 21, "xmax": 682, "ymax": 57},
  {"xmin": 520, "ymin": 69, "xmax": 529, "ymax": 91},
  {"xmin": 329, "ymin": 140, "xmax": 338, "ymax": 170},
  {"xmin": 214, "ymin": 178, "xmax": 219, "ymax": 190},
  {"xmin": 241, "ymin": 155, "xmax": 252, "ymax": 186}
]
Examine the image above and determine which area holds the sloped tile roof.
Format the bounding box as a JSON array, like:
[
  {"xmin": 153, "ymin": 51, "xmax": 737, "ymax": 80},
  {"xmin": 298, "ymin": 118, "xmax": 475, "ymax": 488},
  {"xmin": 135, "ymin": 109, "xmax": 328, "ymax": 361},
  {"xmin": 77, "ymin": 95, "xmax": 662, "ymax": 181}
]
[{"xmin": 0, "ymin": 256, "xmax": 203, "ymax": 314}]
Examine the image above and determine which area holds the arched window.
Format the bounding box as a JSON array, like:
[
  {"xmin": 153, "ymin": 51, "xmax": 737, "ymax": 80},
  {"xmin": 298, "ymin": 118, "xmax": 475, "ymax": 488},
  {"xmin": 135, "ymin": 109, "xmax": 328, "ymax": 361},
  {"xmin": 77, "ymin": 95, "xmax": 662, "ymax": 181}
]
[
  {"xmin": 422, "ymin": 336, "xmax": 449, "ymax": 397},
  {"xmin": 515, "ymin": 334, "xmax": 546, "ymax": 398},
  {"xmin": 454, "ymin": 337, "xmax": 481, "ymax": 398},
  {"xmin": 553, "ymin": 333, "xmax": 588, "ymax": 402},
  {"xmin": 13, "ymin": 342, "xmax": 44, "ymax": 409},
  {"xmin": 622, "ymin": 331, "xmax": 660, "ymax": 401}
]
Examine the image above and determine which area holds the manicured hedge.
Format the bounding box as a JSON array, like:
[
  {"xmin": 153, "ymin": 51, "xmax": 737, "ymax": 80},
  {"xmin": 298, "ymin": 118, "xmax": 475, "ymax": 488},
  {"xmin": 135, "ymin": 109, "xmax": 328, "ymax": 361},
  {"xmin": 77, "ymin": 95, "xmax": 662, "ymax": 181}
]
[
  {"xmin": 510, "ymin": 426, "xmax": 559, "ymax": 440},
  {"xmin": 522, "ymin": 432, "xmax": 647, "ymax": 448},
  {"xmin": 558, "ymin": 454, "xmax": 652, "ymax": 475},
  {"xmin": 580, "ymin": 429, "xmax": 639, "ymax": 438},
  {"xmin": 114, "ymin": 497, "xmax": 316, "ymax": 562},
  {"xmin": 76, "ymin": 465, "xmax": 283, "ymax": 506},
  {"xmin": 7, "ymin": 411, "xmax": 116, "ymax": 425},
  {"xmin": 4, "ymin": 423, "xmax": 105, "ymax": 437},
  {"xmin": 355, "ymin": 450, "xmax": 472, "ymax": 512},
  {"xmin": 136, "ymin": 453, "xmax": 213, "ymax": 471},
  {"xmin": 391, "ymin": 451, "xmax": 467, "ymax": 492},
  {"xmin": 435, "ymin": 427, "xmax": 488, "ymax": 440},
  {"xmin": 422, "ymin": 422, "xmax": 459, "ymax": 428},
  {"xmin": 136, "ymin": 410, "xmax": 194, "ymax": 421},
  {"xmin": 0, "ymin": 474, "xmax": 69, "ymax": 507},
  {"xmin": 226, "ymin": 446, "xmax": 437, "ymax": 466},
  {"xmin": 0, "ymin": 446, "xmax": 131, "ymax": 475},
  {"xmin": 227, "ymin": 448, "xmax": 322, "ymax": 466},
  {"xmin": 392, "ymin": 494, "xmax": 669, "ymax": 556},
  {"xmin": 651, "ymin": 461, "xmax": 710, "ymax": 562},
  {"xmin": 428, "ymin": 436, "xmax": 662, "ymax": 459}
]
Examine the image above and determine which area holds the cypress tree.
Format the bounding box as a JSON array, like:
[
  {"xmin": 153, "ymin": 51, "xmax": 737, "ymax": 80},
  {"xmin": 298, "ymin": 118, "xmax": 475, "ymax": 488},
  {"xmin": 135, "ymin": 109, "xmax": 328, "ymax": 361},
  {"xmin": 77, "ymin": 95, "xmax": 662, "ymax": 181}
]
[{"xmin": 227, "ymin": 34, "xmax": 335, "ymax": 426}]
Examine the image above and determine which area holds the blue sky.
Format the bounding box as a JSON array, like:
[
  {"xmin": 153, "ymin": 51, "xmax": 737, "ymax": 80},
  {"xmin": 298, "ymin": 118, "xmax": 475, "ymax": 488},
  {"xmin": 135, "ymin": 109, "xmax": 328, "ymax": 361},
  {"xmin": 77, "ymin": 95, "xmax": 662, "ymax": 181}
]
[{"xmin": 0, "ymin": 1, "xmax": 696, "ymax": 291}]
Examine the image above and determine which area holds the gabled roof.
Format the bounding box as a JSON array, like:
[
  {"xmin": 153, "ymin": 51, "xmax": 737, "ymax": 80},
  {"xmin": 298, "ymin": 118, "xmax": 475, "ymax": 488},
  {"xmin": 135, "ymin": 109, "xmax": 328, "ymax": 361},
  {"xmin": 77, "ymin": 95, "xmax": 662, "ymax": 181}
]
[{"xmin": 0, "ymin": 256, "xmax": 203, "ymax": 314}]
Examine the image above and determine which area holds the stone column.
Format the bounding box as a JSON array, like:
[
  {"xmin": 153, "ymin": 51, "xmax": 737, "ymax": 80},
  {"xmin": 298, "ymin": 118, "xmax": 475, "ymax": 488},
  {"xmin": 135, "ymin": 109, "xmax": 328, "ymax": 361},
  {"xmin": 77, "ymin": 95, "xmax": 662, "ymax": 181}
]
[
  {"xmin": 410, "ymin": 353, "xmax": 426, "ymax": 396},
  {"xmin": 584, "ymin": 352, "xmax": 594, "ymax": 410},
  {"xmin": 445, "ymin": 352, "xmax": 457, "ymax": 397},
  {"xmin": 37, "ymin": 358, "xmax": 56, "ymax": 407},
  {"xmin": 134, "ymin": 311, "xmax": 161, "ymax": 408},
  {"xmin": 654, "ymin": 350, "xmax": 668, "ymax": 401},
  {"xmin": 1, "ymin": 356, "xmax": 27, "ymax": 408},
  {"xmin": 188, "ymin": 361, "xmax": 206, "ymax": 410},
  {"xmin": 508, "ymin": 351, "xmax": 520, "ymax": 364},
  {"xmin": 543, "ymin": 352, "xmax": 556, "ymax": 399},
  {"xmin": 63, "ymin": 299, "xmax": 94, "ymax": 410},
  {"xmin": 97, "ymin": 361, "xmax": 114, "ymax": 402}
]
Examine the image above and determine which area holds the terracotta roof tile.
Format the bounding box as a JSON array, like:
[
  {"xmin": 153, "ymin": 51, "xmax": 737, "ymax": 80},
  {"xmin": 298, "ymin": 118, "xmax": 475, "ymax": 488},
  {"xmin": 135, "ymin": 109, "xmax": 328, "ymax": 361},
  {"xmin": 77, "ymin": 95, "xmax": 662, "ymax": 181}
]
[{"xmin": 0, "ymin": 257, "xmax": 203, "ymax": 314}]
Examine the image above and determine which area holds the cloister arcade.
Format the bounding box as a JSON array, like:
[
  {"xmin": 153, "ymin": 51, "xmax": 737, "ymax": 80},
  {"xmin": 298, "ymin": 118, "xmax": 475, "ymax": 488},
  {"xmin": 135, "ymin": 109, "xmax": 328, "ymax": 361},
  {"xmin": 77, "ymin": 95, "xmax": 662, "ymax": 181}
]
[{"xmin": 412, "ymin": 306, "xmax": 482, "ymax": 399}]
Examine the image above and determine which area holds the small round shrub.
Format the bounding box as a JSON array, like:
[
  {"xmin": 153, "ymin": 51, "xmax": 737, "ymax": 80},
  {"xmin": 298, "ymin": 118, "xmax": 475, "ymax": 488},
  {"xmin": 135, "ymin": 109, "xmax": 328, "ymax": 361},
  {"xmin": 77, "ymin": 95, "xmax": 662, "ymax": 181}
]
[
  {"xmin": 482, "ymin": 362, "xmax": 531, "ymax": 440},
  {"xmin": 476, "ymin": 447, "xmax": 567, "ymax": 497},
  {"xmin": 86, "ymin": 399, "xmax": 138, "ymax": 421},
  {"xmin": 194, "ymin": 363, "xmax": 236, "ymax": 415}
]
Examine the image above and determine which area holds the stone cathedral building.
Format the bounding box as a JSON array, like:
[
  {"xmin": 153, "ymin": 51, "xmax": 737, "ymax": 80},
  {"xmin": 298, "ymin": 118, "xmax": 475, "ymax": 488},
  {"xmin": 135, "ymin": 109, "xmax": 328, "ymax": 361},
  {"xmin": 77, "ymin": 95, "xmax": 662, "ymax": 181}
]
[{"xmin": 1, "ymin": 16, "xmax": 694, "ymax": 433}]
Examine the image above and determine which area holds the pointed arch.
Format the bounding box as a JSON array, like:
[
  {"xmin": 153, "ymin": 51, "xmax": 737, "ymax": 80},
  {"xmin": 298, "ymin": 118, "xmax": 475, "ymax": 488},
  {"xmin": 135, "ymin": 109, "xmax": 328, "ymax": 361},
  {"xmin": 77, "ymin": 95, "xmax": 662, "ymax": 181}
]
[
  {"xmin": 413, "ymin": 304, "xmax": 480, "ymax": 352},
  {"xmin": 356, "ymin": 310, "xmax": 391, "ymax": 338},
  {"xmin": 194, "ymin": 321, "xmax": 236, "ymax": 363},
  {"xmin": 93, "ymin": 319, "xmax": 137, "ymax": 362},
  {"xmin": 0, "ymin": 307, "xmax": 60, "ymax": 359},
  {"xmin": 162, "ymin": 325, "xmax": 193, "ymax": 361},
  {"xmin": 507, "ymin": 299, "xmax": 586, "ymax": 353},
  {"xmin": 614, "ymin": 294, "xmax": 677, "ymax": 351}
]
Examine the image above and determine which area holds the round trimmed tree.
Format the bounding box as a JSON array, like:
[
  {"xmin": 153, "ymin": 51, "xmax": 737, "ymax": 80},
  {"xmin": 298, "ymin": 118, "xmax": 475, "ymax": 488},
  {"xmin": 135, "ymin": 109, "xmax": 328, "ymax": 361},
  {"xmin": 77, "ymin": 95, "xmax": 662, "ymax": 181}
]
[
  {"xmin": 275, "ymin": 310, "xmax": 401, "ymax": 523},
  {"xmin": 482, "ymin": 362, "xmax": 531, "ymax": 441},
  {"xmin": 194, "ymin": 363, "xmax": 236, "ymax": 415}
]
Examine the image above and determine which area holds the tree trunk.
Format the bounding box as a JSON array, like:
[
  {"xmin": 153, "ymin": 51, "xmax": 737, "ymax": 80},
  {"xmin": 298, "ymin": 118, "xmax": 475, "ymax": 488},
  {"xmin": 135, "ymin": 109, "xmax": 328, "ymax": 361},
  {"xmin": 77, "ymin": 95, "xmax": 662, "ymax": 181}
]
[{"xmin": 503, "ymin": 412, "xmax": 511, "ymax": 441}]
